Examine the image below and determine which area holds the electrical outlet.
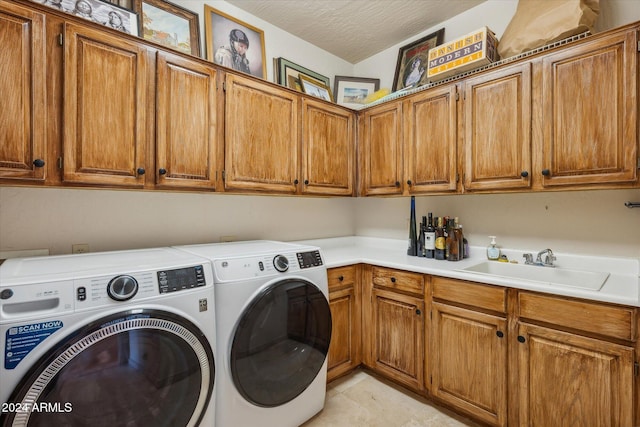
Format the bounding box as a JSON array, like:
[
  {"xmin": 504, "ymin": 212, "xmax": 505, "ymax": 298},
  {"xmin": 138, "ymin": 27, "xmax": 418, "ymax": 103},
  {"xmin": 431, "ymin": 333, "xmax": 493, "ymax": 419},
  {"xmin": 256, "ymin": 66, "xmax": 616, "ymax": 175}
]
[
  {"xmin": 72, "ymin": 244, "xmax": 90, "ymax": 254},
  {"xmin": 220, "ymin": 236, "xmax": 236, "ymax": 242}
]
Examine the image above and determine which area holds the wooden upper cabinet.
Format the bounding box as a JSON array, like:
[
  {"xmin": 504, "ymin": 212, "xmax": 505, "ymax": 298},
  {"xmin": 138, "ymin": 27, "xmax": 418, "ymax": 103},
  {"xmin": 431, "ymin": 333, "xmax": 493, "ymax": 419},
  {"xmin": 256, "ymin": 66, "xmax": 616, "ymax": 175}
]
[
  {"xmin": 404, "ymin": 84, "xmax": 458, "ymax": 193},
  {"xmin": 0, "ymin": 2, "xmax": 46, "ymax": 181},
  {"xmin": 541, "ymin": 29, "xmax": 638, "ymax": 187},
  {"xmin": 360, "ymin": 101, "xmax": 403, "ymax": 196},
  {"xmin": 224, "ymin": 73, "xmax": 299, "ymax": 193},
  {"xmin": 62, "ymin": 23, "xmax": 151, "ymax": 187},
  {"xmin": 463, "ymin": 63, "xmax": 532, "ymax": 191},
  {"xmin": 301, "ymin": 98, "xmax": 355, "ymax": 196},
  {"xmin": 155, "ymin": 52, "xmax": 219, "ymax": 190}
]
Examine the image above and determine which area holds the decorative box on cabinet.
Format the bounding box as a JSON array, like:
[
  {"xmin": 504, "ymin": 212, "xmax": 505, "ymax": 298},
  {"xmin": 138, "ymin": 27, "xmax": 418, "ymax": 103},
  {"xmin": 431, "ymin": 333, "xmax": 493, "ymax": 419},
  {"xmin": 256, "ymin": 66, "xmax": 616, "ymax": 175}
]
[
  {"xmin": 362, "ymin": 266, "xmax": 425, "ymax": 392},
  {"xmin": 327, "ymin": 265, "xmax": 361, "ymax": 381},
  {"xmin": 430, "ymin": 277, "xmax": 508, "ymax": 427},
  {"xmin": 0, "ymin": 1, "xmax": 46, "ymax": 181}
]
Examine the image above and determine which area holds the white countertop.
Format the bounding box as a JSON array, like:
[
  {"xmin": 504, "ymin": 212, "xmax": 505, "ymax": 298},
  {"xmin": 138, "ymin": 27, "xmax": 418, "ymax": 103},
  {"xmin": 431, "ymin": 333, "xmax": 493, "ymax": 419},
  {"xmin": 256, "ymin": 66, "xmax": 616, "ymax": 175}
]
[{"xmin": 292, "ymin": 236, "xmax": 640, "ymax": 307}]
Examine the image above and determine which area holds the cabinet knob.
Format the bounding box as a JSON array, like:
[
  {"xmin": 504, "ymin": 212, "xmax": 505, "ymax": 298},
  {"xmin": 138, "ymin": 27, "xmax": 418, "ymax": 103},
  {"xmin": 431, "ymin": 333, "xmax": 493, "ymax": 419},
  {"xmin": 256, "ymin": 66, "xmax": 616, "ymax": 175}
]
[
  {"xmin": 390, "ymin": 277, "xmax": 396, "ymax": 283},
  {"xmin": 541, "ymin": 169, "xmax": 551, "ymax": 176},
  {"xmin": 304, "ymin": 179, "xmax": 309, "ymax": 185},
  {"xmin": 415, "ymin": 309, "xmax": 421, "ymax": 315},
  {"xmin": 520, "ymin": 171, "xmax": 529, "ymax": 178},
  {"xmin": 137, "ymin": 167, "xmax": 145, "ymax": 176},
  {"xmin": 294, "ymin": 179, "xmax": 299, "ymax": 185},
  {"xmin": 338, "ymin": 275, "xmax": 344, "ymax": 281},
  {"xmin": 395, "ymin": 181, "xmax": 400, "ymax": 187},
  {"xmin": 517, "ymin": 335, "xmax": 526, "ymax": 343},
  {"xmin": 406, "ymin": 180, "xmax": 412, "ymax": 186},
  {"xmin": 33, "ymin": 159, "xmax": 45, "ymax": 168},
  {"xmin": 159, "ymin": 168, "xmax": 167, "ymax": 175},
  {"xmin": 496, "ymin": 331, "xmax": 504, "ymax": 338}
]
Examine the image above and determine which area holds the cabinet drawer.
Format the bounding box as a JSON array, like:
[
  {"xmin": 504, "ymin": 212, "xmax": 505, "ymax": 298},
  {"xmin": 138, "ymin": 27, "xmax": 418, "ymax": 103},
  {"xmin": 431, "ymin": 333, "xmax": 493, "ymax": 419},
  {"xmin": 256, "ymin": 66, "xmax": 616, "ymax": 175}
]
[
  {"xmin": 433, "ymin": 277, "xmax": 507, "ymax": 314},
  {"xmin": 518, "ymin": 292, "xmax": 636, "ymax": 341},
  {"xmin": 328, "ymin": 265, "xmax": 356, "ymax": 291},
  {"xmin": 372, "ymin": 267, "xmax": 424, "ymax": 295}
]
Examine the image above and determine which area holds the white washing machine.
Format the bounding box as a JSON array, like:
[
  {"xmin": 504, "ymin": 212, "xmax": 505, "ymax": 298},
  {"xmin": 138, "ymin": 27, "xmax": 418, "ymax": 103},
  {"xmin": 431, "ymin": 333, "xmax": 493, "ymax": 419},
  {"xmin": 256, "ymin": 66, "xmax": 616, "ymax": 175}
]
[
  {"xmin": 175, "ymin": 241, "xmax": 331, "ymax": 427},
  {"xmin": 0, "ymin": 247, "xmax": 216, "ymax": 427}
]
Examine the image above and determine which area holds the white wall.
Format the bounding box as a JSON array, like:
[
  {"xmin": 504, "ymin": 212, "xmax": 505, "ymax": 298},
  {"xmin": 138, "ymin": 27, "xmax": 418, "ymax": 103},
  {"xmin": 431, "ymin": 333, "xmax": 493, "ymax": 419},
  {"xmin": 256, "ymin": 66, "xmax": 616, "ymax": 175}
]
[{"xmin": 1, "ymin": 1, "xmax": 640, "ymax": 259}]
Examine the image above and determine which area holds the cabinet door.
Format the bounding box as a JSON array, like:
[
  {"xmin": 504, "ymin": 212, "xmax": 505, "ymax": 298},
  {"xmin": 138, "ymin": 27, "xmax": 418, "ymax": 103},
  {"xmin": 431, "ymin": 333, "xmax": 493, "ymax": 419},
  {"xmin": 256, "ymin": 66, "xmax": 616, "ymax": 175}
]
[
  {"xmin": 63, "ymin": 23, "xmax": 151, "ymax": 187},
  {"xmin": 156, "ymin": 52, "xmax": 219, "ymax": 190},
  {"xmin": 0, "ymin": 2, "xmax": 46, "ymax": 181},
  {"xmin": 328, "ymin": 286, "xmax": 360, "ymax": 381},
  {"xmin": 370, "ymin": 287, "xmax": 424, "ymax": 391},
  {"xmin": 431, "ymin": 302, "xmax": 507, "ymax": 427},
  {"xmin": 541, "ymin": 29, "xmax": 637, "ymax": 187},
  {"xmin": 404, "ymin": 84, "xmax": 458, "ymax": 193},
  {"xmin": 463, "ymin": 63, "xmax": 532, "ymax": 191},
  {"xmin": 360, "ymin": 102, "xmax": 403, "ymax": 196},
  {"xmin": 301, "ymin": 98, "xmax": 355, "ymax": 196},
  {"xmin": 517, "ymin": 323, "xmax": 634, "ymax": 427},
  {"xmin": 224, "ymin": 73, "xmax": 299, "ymax": 193}
]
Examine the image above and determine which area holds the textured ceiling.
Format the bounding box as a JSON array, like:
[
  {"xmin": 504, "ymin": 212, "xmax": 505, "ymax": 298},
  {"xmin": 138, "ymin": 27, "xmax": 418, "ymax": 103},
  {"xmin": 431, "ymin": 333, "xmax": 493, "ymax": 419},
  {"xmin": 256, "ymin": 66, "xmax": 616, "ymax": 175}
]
[{"xmin": 225, "ymin": 0, "xmax": 487, "ymax": 63}]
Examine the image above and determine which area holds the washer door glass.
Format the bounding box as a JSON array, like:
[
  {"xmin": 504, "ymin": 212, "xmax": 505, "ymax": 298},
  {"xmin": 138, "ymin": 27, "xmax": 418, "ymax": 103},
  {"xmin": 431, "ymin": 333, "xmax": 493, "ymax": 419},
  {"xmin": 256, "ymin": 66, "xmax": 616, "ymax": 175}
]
[
  {"xmin": 231, "ymin": 279, "xmax": 332, "ymax": 407},
  {"xmin": 3, "ymin": 310, "xmax": 214, "ymax": 427}
]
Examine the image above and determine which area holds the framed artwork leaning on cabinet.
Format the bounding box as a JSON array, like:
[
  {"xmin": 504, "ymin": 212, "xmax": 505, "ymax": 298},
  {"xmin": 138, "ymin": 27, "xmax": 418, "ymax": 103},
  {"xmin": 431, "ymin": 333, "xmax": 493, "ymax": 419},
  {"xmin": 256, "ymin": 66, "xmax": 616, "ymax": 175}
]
[
  {"xmin": 133, "ymin": 0, "xmax": 201, "ymax": 57},
  {"xmin": 393, "ymin": 28, "xmax": 444, "ymax": 92},
  {"xmin": 204, "ymin": 5, "xmax": 266, "ymax": 78},
  {"xmin": 333, "ymin": 76, "xmax": 380, "ymax": 109},
  {"xmin": 32, "ymin": 0, "xmax": 139, "ymax": 35}
]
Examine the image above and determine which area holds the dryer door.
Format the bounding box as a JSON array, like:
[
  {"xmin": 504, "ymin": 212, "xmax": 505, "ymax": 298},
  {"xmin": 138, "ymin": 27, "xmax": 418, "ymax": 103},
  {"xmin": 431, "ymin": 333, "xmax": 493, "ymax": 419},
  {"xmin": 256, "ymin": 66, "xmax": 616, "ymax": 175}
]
[
  {"xmin": 2, "ymin": 310, "xmax": 214, "ymax": 427},
  {"xmin": 230, "ymin": 278, "xmax": 332, "ymax": 407}
]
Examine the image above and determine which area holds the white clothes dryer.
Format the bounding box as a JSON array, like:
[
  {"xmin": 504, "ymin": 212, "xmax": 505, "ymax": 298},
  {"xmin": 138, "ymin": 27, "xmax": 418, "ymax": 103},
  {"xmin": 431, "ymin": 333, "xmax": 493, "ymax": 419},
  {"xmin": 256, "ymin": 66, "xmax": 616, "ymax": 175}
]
[
  {"xmin": 175, "ymin": 241, "xmax": 331, "ymax": 427},
  {"xmin": 0, "ymin": 247, "xmax": 216, "ymax": 427}
]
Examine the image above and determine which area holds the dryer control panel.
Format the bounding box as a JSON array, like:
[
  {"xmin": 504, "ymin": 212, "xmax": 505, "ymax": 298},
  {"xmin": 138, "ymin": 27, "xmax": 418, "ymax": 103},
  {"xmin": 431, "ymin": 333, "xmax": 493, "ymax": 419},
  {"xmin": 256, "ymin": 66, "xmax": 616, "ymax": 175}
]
[{"xmin": 296, "ymin": 250, "xmax": 323, "ymax": 269}]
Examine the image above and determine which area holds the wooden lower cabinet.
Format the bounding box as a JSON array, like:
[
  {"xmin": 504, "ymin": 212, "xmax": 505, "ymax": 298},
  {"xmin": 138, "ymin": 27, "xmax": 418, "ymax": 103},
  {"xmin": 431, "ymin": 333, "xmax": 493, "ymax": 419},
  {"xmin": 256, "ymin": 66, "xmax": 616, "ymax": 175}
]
[
  {"xmin": 431, "ymin": 302, "xmax": 507, "ymax": 426},
  {"xmin": 516, "ymin": 322, "xmax": 634, "ymax": 427},
  {"xmin": 327, "ymin": 266, "xmax": 361, "ymax": 381},
  {"xmin": 363, "ymin": 266, "xmax": 425, "ymax": 392}
]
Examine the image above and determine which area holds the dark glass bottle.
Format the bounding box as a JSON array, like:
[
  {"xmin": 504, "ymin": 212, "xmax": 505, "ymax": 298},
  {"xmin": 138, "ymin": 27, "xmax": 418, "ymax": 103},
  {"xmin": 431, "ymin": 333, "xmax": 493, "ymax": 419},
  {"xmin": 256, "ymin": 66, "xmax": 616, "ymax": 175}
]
[
  {"xmin": 424, "ymin": 213, "xmax": 436, "ymax": 259},
  {"xmin": 434, "ymin": 217, "xmax": 446, "ymax": 260},
  {"xmin": 407, "ymin": 196, "xmax": 417, "ymax": 256},
  {"xmin": 418, "ymin": 216, "xmax": 426, "ymax": 257},
  {"xmin": 447, "ymin": 218, "xmax": 461, "ymax": 261}
]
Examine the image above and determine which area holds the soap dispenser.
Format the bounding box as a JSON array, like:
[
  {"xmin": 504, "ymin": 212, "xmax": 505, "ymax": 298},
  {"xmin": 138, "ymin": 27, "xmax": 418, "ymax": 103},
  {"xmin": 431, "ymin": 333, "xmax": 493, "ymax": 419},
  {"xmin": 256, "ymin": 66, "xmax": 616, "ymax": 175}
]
[{"xmin": 486, "ymin": 236, "xmax": 501, "ymax": 260}]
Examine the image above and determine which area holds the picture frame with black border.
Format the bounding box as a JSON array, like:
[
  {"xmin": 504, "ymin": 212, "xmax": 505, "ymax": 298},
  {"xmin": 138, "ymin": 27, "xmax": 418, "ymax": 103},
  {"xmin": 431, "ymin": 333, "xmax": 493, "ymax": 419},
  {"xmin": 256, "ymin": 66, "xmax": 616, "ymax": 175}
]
[
  {"xmin": 392, "ymin": 28, "xmax": 444, "ymax": 92},
  {"xmin": 333, "ymin": 76, "xmax": 380, "ymax": 109},
  {"xmin": 133, "ymin": 0, "xmax": 200, "ymax": 57},
  {"xmin": 275, "ymin": 57, "xmax": 330, "ymax": 92}
]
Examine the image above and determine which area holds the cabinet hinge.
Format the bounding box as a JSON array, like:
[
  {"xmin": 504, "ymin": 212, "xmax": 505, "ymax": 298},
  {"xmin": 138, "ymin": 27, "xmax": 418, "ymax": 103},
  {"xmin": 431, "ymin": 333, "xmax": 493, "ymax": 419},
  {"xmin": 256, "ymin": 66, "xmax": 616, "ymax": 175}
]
[
  {"xmin": 58, "ymin": 33, "xmax": 63, "ymax": 46},
  {"xmin": 637, "ymin": 157, "xmax": 640, "ymax": 169},
  {"xmin": 57, "ymin": 157, "xmax": 63, "ymax": 169},
  {"xmin": 222, "ymin": 81, "xmax": 226, "ymax": 92},
  {"xmin": 455, "ymin": 91, "xmax": 459, "ymax": 101},
  {"xmin": 221, "ymin": 170, "xmax": 226, "ymax": 181},
  {"xmin": 430, "ymin": 375, "xmax": 433, "ymax": 384},
  {"xmin": 635, "ymin": 362, "xmax": 639, "ymax": 377},
  {"xmin": 637, "ymin": 41, "xmax": 640, "ymax": 52}
]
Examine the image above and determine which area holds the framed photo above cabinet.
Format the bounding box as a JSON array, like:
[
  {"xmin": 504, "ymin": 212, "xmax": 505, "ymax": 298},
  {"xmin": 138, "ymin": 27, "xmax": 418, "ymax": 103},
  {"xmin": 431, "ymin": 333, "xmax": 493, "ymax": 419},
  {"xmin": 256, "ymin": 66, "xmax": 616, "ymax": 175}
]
[
  {"xmin": 133, "ymin": 0, "xmax": 201, "ymax": 57},
  {"xmin": 32, "ymin": 0, "xmax": 139, "ymax": 35},
  {"xmin": 393, "ymin": 28, "xmax": 444, "ymax": 92},
  {"xmin": 204, "ymin": 5, "xmax": 266, "ymax": 78}
]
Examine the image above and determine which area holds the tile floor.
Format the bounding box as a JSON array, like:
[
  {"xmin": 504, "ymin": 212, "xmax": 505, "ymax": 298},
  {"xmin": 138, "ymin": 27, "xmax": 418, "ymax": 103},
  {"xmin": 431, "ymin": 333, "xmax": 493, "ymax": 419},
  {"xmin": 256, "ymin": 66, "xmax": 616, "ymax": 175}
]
[{"xmin": 302, "ymin": 369, "xmax": 480, "ymax": 427}]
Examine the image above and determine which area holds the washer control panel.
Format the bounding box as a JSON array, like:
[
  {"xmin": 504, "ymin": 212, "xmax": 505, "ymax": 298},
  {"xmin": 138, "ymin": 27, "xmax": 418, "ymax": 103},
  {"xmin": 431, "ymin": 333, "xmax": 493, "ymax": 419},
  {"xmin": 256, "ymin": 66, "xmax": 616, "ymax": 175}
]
[
  {"xmin": 157, "ymin": 265, "xmax": 206, "ymax": 294},
  {"xmin": 296, "ymin": 250, "xmax": 323, "ymax": 269}
]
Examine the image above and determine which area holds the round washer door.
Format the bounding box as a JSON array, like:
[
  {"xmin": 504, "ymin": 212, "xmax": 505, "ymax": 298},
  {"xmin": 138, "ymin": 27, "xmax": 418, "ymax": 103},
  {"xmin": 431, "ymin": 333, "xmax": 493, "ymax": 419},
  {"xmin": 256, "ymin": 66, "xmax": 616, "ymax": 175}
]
[
  {"xmin": 230, "ymin": 278, "xmax": 332, "ymax": 407},
  {"xmin": 2, "ymin": 310, "xmax": 214, "ymax": 427}
]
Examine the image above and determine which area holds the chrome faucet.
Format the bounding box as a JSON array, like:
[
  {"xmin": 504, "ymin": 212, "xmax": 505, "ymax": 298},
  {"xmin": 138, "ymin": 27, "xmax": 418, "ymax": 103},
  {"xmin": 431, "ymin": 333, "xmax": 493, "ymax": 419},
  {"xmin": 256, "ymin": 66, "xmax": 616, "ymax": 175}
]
[{"xmin": 535, "ymin": 248, "xmax": 556, "ymax": 267}]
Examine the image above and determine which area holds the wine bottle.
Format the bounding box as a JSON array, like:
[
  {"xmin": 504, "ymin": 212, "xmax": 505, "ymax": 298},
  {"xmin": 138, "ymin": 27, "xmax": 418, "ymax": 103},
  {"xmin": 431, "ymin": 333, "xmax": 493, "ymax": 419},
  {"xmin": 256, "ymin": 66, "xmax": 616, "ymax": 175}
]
[
  {"xmin": 434, "ymin": 217, "xmax": 446, "ymax": 260},
  {"xmin": 407, "ymin": 196, "xmax": 417, "ymax": 256},
  {"xmin": 424, "ymin": 212, "xmax": 436, "ymax": 259},
  {"xmin": 447, "ymin": 218, "xmax": 461, "ymax": 261},
  {"xmin": 418, "ymin": 216, "xmax": 426, "ymax": 257}
]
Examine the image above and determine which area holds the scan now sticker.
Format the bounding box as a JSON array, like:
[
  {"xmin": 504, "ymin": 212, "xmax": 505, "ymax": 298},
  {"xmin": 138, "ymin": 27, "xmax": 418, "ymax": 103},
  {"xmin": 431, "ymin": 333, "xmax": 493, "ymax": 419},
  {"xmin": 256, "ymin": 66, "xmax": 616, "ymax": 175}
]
[{"xmin": 4, "ymin": 321, "xmax": 63, "ymax": 370}]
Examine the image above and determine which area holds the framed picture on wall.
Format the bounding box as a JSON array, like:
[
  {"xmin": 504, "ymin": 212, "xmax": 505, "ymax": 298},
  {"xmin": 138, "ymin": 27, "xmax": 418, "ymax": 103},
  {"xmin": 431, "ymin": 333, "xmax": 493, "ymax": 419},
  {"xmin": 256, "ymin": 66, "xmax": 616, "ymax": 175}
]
[
  {"xmin": 392, "ymin": 28, "xmax": 444, "ymax": 92},
  {"xmin": 204, "ymin": 5, "xmax": 266, "ymax": 79},
  {"xmin": 275, "ymin": 57, "xmax": 330, "ymax": 93},
  {"xmin": 33, "ymin": 0, "xmax": 139, "ymax": 35},
  {"xmin": 333, "ymin": 76, "xmax": 380, "ymax": 109},
  {"xmin": 298, "ymin": 74, "xmax": 333, "ymax": 102},
  {"xmin": 133, "ymin": 0, "xmax": 201, "ymax": 57}
]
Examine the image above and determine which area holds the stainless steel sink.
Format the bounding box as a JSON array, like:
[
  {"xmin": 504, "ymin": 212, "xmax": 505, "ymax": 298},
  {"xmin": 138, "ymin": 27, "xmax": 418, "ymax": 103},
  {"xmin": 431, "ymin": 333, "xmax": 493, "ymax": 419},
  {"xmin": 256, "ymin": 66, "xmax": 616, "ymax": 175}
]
[{"xmin": 461, "ymin": 261, "xmax": 609, "ymax": 291}]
